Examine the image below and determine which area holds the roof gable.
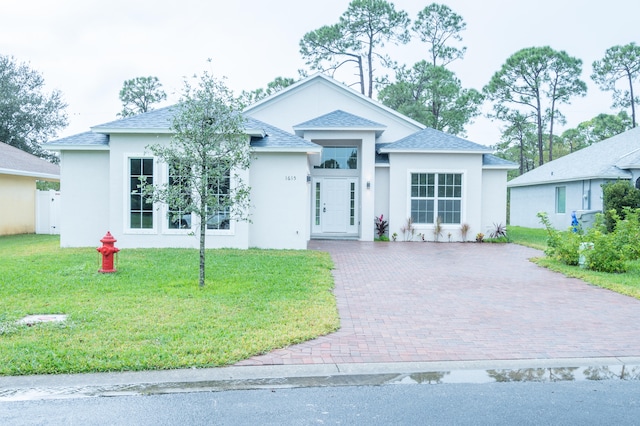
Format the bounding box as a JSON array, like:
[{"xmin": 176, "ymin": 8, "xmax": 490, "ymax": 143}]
[
  {"xmin": 243, "ymin": 73, "xmax": 424, "ymax": 141},
  {"xmin": 508, "ymin": 126, "xmax": 640, "ymax": 187},
  {"xmin": 293, "ymin": 109, "xmax": 386, "ymax": 137}
]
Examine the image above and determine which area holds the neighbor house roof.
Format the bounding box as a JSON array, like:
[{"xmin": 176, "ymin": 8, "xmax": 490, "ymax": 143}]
[
  {"xmin": 508, "ymin": 126, "xmax": 640, "ymax": 188},
  {"xmin": 0, "ymin": 142, "xmax": 60, "ymax": 179},
  {"xmin": 379, "ymin": 127, "xmax": 493, "ymax": 154},
  {"xmin": 293, "ymin": 110, "xmax": 386, "ymax": 137},
  {"xmin": 44, "ymin": 107, "xmax": 318, "ymax": 153}
]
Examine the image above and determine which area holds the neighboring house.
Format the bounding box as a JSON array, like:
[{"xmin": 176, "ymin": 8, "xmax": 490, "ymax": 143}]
[
  {"xmin": 508, "ymin": 126, "xmax": 640, "ymax": 230},
  {"xmin": 45, "ymin": 73, "xmax": 515, "ymax": 249},
  {"xmin": 0, "ymin": 142, "xmax": 60, "ymax": 235}
]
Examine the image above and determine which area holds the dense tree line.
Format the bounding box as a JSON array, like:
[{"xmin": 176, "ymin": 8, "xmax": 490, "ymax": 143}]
[
  {"xmin": 0, "ymin": 54, "xmax": 67, "ymax": 161},
  {"xmin": 3, "ymin": 0, "xmax": 639, "ymax": 172}
]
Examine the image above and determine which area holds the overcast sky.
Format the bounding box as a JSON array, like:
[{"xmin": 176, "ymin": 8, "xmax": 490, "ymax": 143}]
[{"xmin": 2, "ymin": 0, "xmax": 639, "ymax": 145}]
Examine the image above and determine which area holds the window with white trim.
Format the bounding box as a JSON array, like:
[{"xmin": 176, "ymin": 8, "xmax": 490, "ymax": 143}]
[
  {"xmin": 315, "ymin": 146, "xmax": 358, "ymax": 169},
  {"xmin": 411, "ymin": 173, "xmax": 462, "ymax": 224},
  {"xmin": 555, "ymin": 186, "xmax": 566, "ymax": 214},
  {"xmin": 130, "ymin": 158, "xmax": 154, "ymax": 229},
  {"xmin": 167, "ymin": 161, "xmax": 192, "ymax": 229},
  {"xmin": 206, "ymin": 171, "xmax": 231, "ymax": 230}
]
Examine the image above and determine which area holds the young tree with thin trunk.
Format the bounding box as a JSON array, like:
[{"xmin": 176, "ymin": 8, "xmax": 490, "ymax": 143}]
[
  {"xmin": 145, "ymin": 70, "xmax": 251, "ymax": 288},
  {"xmin": 592, "ymin": 42, "xmax": 640, "ymax": 128}
]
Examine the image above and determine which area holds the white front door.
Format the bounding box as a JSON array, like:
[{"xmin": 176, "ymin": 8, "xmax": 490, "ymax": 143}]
[{"xmin": 312, "ymin": 178, "xmax": 358, "ymax": 234}]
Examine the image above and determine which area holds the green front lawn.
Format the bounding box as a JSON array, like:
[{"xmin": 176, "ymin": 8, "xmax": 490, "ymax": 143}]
[
  {"xmin": 508, "ymin": 226, "xmax": 640, "ymax": 300},
  {"xmin": 0, "ymin": 235, "xmax": 339, "ymax": 376}
]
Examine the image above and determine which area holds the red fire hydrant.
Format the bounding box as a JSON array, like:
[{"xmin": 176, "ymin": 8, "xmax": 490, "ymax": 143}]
[{"xmin": 97, "ymin": 231, "xmax": 120, "ymax": 273}]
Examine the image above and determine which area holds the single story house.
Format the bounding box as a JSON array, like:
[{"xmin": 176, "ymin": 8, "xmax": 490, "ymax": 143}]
[
  {"xmin": 508, "ymin": 126, "xmax": 640, "ymax": 230},
  {"xmin": 0, "ymin": 142, "xmax": 60, "ymax": 235},
  {"xmin": 45, "ymin": 73, "xmax": 515, "ymax": 249}
]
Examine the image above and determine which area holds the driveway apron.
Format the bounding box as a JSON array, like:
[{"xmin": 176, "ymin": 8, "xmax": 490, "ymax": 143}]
[{"xmin": 235, "ymin": 241, "xmax": 640, "ymax": 366}]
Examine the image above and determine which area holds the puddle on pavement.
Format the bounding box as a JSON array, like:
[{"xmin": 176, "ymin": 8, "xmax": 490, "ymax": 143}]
[
  {"xmin": 2, "ymin": 365, "xmax": 639, "ymax": 401},
  {"xmin": 394, "ymin": 364, "xmax": 640, "ymax": 385}
]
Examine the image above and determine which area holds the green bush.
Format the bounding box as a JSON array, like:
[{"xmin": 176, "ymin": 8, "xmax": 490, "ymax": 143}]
[
  {"xmin": 611, "ymin": 207, "xmax": 640, "ymax": 261},
  {"xmin": 537, "ymin": 212, "xmax": 581, "ymax": 265},
  {"xmin": 584, "ymin": 228, "xmax": 628, "ymax": 273},
  {"xmin": 537, "ymin": 209, "xmax": 640, "ymax": 273},
  {"xmin": 602, "ymin": 180, "xmax": 640, "ymax": 232}
]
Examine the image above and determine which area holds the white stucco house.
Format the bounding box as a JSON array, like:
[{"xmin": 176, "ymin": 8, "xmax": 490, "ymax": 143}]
[
  {"xmin": 45, "ymin": 73, "xmax": 515, "ymax": 249},
  {"xmin": 508, "ymin": 126, "xmax": 640, "ymax": 230}
]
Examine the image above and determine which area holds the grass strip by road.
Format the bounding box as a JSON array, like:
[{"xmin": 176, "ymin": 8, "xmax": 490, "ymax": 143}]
[
  {"xmin": 508, "ymin": 226, "xmax": 640, "ymax": 300},
  {"xmin": 0, "ymin": 235, "xmax": 339, "ymax": 376}
]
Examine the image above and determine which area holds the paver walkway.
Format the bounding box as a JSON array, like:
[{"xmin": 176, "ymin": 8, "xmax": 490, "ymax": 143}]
[{"xmin": 235, "ymin": 241, "xmax": 640, "ymax": 366}]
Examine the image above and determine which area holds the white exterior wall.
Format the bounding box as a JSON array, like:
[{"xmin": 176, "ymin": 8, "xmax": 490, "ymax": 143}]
[
  {"xmin": 107, "ymin": 133, "xmax": 250, "ymax": 249},
  {"xmin": 246, "ymin": 78, "xmax": 420, "ymax": 143},
  {"xmin": 59, "ymin": 150, "xmax": 110, "ymax": 247},
  {"xmin": 481, "ymin": 169, "xmax": 509, "ymax": 237},
  {"xmin": 510, "ymin": 179, "xmax": 607, "ymax": 230},
  {"xmin": 387, "ymin": 153, "xmax": 484, "ymax": 242},
  {"xmin": 249, "ymin": 151, "xmax": 310, "ymax": 249}
]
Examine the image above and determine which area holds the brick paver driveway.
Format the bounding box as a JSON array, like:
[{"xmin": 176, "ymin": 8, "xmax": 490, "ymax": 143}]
[{"xmin": 236, "ymin": 241, "xmax": 640, "ymax": 366}]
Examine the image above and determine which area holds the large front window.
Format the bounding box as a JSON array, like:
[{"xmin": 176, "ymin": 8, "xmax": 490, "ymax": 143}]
[
  {"xmin": 411, "ymin": 173, "xmax": 462, "ymax": 224},
  {"xmin": 316, "ymin": 147, "xmax": 358, "ymax": 169},
  {"xmin": 130, "ymin": 158, "xmax": 154, "ymax": 229}
]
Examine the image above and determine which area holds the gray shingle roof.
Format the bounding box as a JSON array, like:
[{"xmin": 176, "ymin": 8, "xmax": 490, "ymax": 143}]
[
  {"xmin": 380, "ymin": 127, "xmax": 492, "ymax": 153},
  {"xmin": 483, "ymin": 154, "xmax": 518, "ymax": 168},
  {"xmin": 375, "ymin": 143, "xmax": 390, "ymax": 164},
  {"xmin": 293, "ymin": 110, "xmax": 386, "ymax": 137},
  {"xmin": 508, "ymin": 126, "xmax": 640, "ymax": 187},
  {"xmin": 45, "ymin": 131, "xmax": 109, "ymax": 147},
  {"xmin": 294, "ymin": 109, "xmax": 386, "ymax": 129},
  {"xmin": 45, "ymin": 107, "xmax": 317, "ymax": 152},
  {"xmin": 245, "ymin": 117, "xmax": 321, "ymax": 150},
  {"xmin": 92, "ymin": 106, "xmax": 176, "ymax": 131},
  {"xmin": 0, "ymin": 142, "xmax": 60, "ymax": 178}
]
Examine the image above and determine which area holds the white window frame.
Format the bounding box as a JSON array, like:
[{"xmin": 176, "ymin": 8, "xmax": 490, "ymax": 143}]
[
  {"xmin": 162, "ymin": 161, "xmax": 194, "ymax": 234},
  {"xmin": 124, "ymin": 155, "xmax": 158, "ymax": 235},
  {"xmin": 408, "ymin": 169, "xmax": 465, "ymax": 227},
  {"xmin": 162, "ymin": 162, "xmax": 236, "ymax": 236}
]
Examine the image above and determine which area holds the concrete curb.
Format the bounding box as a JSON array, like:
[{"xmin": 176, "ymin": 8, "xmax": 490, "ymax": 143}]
[{"xmin": 2, "ymin": 357, "xmax": 640, "ymax": 401}]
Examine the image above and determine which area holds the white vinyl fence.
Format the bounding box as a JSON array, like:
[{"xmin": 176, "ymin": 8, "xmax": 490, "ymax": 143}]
[{"xmin": 35, "ymin": 189, "xmax": 61, "ymax": 235}]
